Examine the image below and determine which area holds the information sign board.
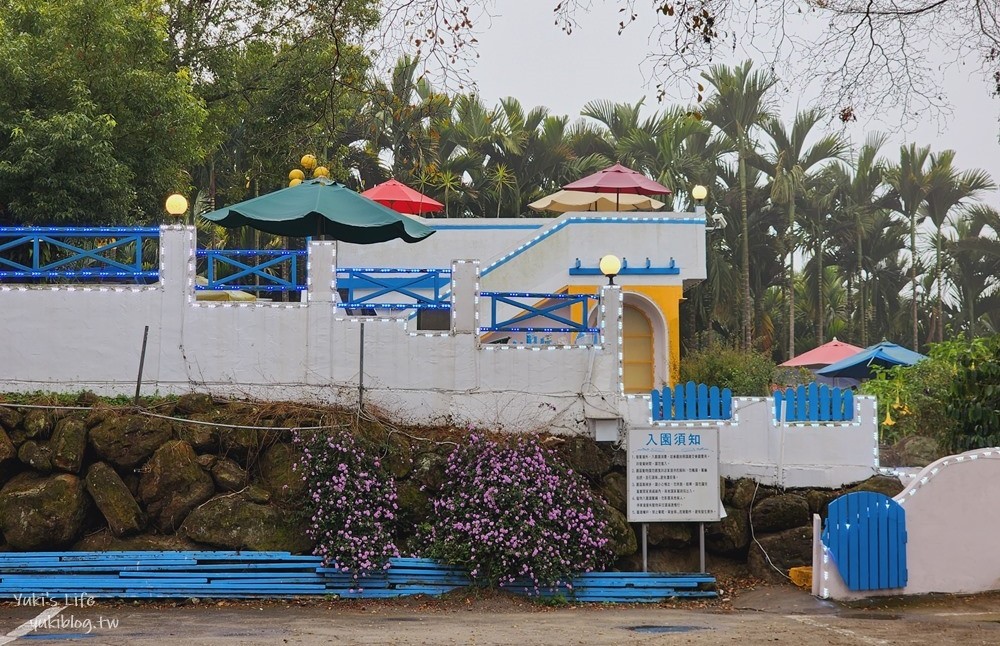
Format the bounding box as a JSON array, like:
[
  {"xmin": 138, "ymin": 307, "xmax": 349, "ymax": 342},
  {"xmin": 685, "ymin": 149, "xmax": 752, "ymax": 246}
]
[{"xmin": 627, "ymin": 426, "xmax": 721, "ymax": 523}]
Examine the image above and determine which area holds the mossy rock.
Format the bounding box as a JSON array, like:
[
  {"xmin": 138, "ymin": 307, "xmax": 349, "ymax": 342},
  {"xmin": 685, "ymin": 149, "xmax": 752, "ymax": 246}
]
[
  {"xmin": 85, "ymin": 462, "xmax": 145, "ymax": 537},
  {"xmin": 0, "ymin": 407, "xmax": 22, "ymax": 433},
  {"xmin": 605, "ymin": 504, "xmax": 637, "ymax": 558},
  {"xmin": 181, "ymin": 496, "xmax": 313, "ymax": 553},
  {"xmin": 89, "ymin": 414, "xmax": 174, "ymax": 469},
  {"xmin": 21, "ymin": 409, "xmax": 54, "ymax": 441},
  {"xmin": 845, "ymin": 475, "xmax": 905, "ymax": 498},
  {"xmin": 175, "ymin": 393, "xmax": 215, "ymax": 415},
  {"xmin": 750, "ymin": 493, "xmax": 811, "ymax": 532},
  {"xmin": 211, "ymin": 457, "xmax": 248, "ymax": 492},
  {"xmin": 258, "ymin": 442, "xmax": 305, "ymax": 505},
  {"xmin": 0, "ymin": 472, "xmax": 89, "ymax": 550},
  {"xmin": 556, "ymin": 436, "xmax": 612, "ymax": 481},
  {"xmin": 73, "ymin": 529, "xmax": 199, "ymax": 552},
  {"xmin": 17, "ymin": 441, "xmax": 52, "ymax": 473},
  {"xmin": 598, "ymin": 472, "xmax": 627, "ymax": 514},
  {"xmin": 396, "ymin": 480, "xmax": 430, "ymax": 529},
  {"xmin": 50, "ymin": 416, "xmax": 88, "ymax": 473},
  {"xmin": 705, "ymin": 504, "xmax": 750, "ymax": 556},
  {"xmin": 138, "ymin": 441, "xmax": 214, "ymax": 532}
]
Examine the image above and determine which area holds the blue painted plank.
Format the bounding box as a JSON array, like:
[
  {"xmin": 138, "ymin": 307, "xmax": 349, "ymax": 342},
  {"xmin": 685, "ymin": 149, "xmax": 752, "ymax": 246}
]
[
  {"xmin": 831, "ymin": 387, "xmax": 844, "ymax": 421},
  {"xmin": 685, "ymin": 382, "xmax": 697, "ymax": 420},
  {"xmin": 709, "ymin": 386, "xmax": 721, "ymax": 419},
  {"xmin": 651, "ymin": 388, "xmax": 663, "ymax": 420},
  {"xmin": 673, "ymin": 384, "xmax": 685, "ymax": 420},
  {"xmin": 697, "ymin": 383, "xmax": 709, "ymax": 420},
  {"xmin": 843, "ymin": 390, "xmax": 854, "ymax": 421},
  {"xmin": 858, "ymin": 498, "xmax": 870, "ymax": 590},
  {"xmin": 774, "ymin": 390, "xmax": 784, "ymax": 421},
  {"xmin": 819, "ymin": 384, "xmax": 831, "ymax": 421},
  {"xmin": 721, "ymin": 388, "xmax": 732, "ymax": 419},
  {"xmin": 807, "ymin": 383, "xmax": 819, "ymax": 421}
]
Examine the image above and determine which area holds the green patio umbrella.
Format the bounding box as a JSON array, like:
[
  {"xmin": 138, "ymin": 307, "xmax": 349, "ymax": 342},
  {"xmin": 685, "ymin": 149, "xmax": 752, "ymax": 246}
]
[{"xmin": 201, "ymin": 178, "xmax": 435, "ymax": 243}]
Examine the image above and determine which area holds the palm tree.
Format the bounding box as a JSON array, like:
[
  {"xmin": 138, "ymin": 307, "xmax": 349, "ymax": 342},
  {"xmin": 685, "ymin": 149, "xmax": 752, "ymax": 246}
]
[
  {"xmin": 885, "ymin": 144, "xmax": 932, "ymax": 350},
  {"xmin": 920, "ymin": 152, "xmax": 995, "ymax": 342},
  {"xmin": 701, "ymin": 61, "xmax": 778, "ymax": 350},
  {"xmin": 951, "ymin": 205, "xmax": 1000, "ymax": 337},
  {"xmin": 756, "ymin": 109, "xmax": 849, "ymax": 358},
  {"xmin": 825, "ymin": 134, "xmax": 894, "ymax": 346}
]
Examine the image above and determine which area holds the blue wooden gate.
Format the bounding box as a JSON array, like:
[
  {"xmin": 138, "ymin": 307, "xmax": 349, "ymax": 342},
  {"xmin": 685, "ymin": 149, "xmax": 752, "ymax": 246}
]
[
  {"xmin": 821, "ymin": 491, "xmax": 907, "ymax": 591},
  {"xmin": 650, "ymin": 382, "xmax": 732, "ymax": 421}
]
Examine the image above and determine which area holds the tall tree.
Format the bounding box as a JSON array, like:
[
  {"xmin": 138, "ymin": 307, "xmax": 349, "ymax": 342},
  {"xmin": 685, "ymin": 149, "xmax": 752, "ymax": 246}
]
[
  {"xmin": 756, "ymin": 109, "xmax": 849, "ymax": 358},
  {"xmin": 701, "ymin": 62, "xmax": 778, "ymax": 350},
  {"xmin": 920, "ymin": 152, "xmax": 995, "ymax": 342},
  {"xmin": 0, "ymin": 0, "xmax": 206, "ymax": 225},
  {"xmin": 886, "ymin": 144, "xmax": 932, "ymax": 350}
]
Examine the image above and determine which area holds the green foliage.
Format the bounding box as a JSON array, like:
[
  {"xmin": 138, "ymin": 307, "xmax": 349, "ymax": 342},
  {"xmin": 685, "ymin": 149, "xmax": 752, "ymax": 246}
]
[
  {"xmin": 943, "ymin": 335, "xmax": 1000, "ymax": 452},
  {"xmin": 679, "ymin": 346, "xmax": 776, "ymax": 395},
  {"xmin": 860, "ymin": 336, "xmax": 997, "ymax": 447},
  {"xmin": 0, "ymin": 0, "xmax": 206, "ymax": 225}
]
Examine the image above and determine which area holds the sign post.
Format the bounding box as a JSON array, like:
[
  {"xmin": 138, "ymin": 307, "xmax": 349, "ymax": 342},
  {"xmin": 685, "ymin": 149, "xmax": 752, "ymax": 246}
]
[{"xmin": 627, "ymin": 426, "xmax": 721, "ymax": 573}]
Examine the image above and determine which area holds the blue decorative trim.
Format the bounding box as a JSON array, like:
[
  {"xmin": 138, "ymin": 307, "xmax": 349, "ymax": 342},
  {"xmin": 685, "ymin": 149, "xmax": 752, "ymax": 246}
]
[
  {"xmin": 479, "ymin": 291, "xmax": 598, "ymax": 334},
  {"xmin": 481, "ymin": 216, "xmax": 704, "ymax": 278},
  {"xmin": 0, "ymin": 228, "xmax": 160, "ymax": 283},
  {"xmin": 198, "ymin": 250, "xmax": 305, "ymax": 291},
  {"xmin": 336, "ymin": 268, "xmax": 451, "ymax": 310}
]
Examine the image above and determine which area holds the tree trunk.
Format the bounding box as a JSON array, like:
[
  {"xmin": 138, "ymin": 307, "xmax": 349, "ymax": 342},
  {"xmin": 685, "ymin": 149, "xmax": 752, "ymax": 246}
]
[
  {"xmin": 857, "ymin": 230, "xmax": 867, "ymax": 347},
  {"xmin": 739, "ymin": 146, "xmax": 752, "ymax": 351},
  {"xmin": 817, "ymin": 241, "xmax": 824, "ymax": 343},
  {"xmin": 935, "ymin": 228, "xmax": 943, "ymax": 343},
  {"xmin": 787, "ymin": 200, "xmax": 796, "ymax": 359},
  {"xmin": 911, "ymin": 212, "xmax": 918, "ymax": 350}
]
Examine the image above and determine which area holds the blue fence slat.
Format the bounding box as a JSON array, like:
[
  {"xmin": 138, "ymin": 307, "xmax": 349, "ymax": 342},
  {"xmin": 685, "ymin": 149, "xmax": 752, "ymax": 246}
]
[
  {"xmin": 709, "ymin": 386, "xmax": 721, "ymax": 419},
  {"xmin": 696, "ymin": 383, "xmax": 709, "ymax": 419},
  {"xmin": 843, "ymin": 389, "xmax": 854, "ymax": 421},
  {"xmin": 831, "ymin": 387, "xmax": 844, "ymax": 421},
  {"xmin": 819, "ymin": 384, "xmax": 831, "ymax": 420},
  {"xmin": 673, "ymin": 383, "xmax": 686, "ymax": 420},
  {"xmin": 684, "ymin": 382, "xmax": 696, "ymax": 418},
  {"xmin": 651, "ymin": 388, "xmax": 662, "ymax": 420}
]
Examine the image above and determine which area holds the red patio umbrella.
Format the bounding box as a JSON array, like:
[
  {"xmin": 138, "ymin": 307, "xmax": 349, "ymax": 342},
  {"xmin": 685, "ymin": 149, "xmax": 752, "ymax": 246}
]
[
  {"xmin": 780, "ymin": 338, "xmax": 864, "ymax": 368},
  {"xmin": 361, "ymin": 179, "xmax": 444, "ymax": 215},
  {"xmin": 563, "ymin": 163, "xmax": 672, "ymax": 212}
]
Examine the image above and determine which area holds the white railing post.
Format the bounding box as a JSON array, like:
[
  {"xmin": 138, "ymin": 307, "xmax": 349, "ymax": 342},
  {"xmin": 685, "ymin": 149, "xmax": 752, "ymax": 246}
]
[{"xmin": 450, "ymin": 260, "xmax": 480, "ymax": 335}]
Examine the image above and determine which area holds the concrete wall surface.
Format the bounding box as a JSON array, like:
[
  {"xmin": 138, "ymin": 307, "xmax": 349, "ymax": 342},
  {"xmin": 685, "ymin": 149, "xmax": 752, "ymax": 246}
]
[
  {"xmin": 814, "ymin": 447, "xmax": 1000, "ymax": 600},
  {"xmin": 625, "ymin": 395, "xmax": 880, "ymax": 488}
]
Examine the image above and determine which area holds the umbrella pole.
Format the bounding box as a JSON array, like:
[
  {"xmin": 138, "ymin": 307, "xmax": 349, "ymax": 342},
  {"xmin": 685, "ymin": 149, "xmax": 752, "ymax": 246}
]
[{"xmin": 358, "ymin": 321, "xmax": 365, "ymax": 411}]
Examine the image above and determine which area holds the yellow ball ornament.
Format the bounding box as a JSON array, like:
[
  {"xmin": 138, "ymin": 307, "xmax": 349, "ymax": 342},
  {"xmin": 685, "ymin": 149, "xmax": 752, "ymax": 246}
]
[
  {"xmin": 289, "ymin": 178, "xmax": 303, "ymax": 187},
  {"xmin": 300, "ymin": 154, "xmax": 317, "ymax": 171},
  {"xmin": 288, "ymin": 169, "xmax": 305, "ymax": 181},
  {"xmin": 313, "ymin": 166, "xmax": 330, "ymax": 178}
]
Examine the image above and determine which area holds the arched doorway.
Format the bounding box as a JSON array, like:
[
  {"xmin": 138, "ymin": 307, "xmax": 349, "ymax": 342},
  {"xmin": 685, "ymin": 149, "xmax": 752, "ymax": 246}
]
[{"xmin": 622, "ymin": 305, "xmax": 654, "ymax": 393}]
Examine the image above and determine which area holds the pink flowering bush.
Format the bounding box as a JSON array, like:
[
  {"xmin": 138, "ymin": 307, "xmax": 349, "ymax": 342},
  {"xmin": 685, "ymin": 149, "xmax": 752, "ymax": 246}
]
[
  {"xmin": 422, "ymin": 433, "xmax": 613, "ymax": 590},
  {"xmin": 291, "ymin": 429, "xmax": 399, "ymax": 581}
]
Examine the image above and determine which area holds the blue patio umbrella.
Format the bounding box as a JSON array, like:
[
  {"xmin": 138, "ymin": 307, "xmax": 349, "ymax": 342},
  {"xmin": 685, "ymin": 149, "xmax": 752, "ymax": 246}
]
[{"xmin": 815, "ymin": 341, "xmax": 927, "ymax": 381}]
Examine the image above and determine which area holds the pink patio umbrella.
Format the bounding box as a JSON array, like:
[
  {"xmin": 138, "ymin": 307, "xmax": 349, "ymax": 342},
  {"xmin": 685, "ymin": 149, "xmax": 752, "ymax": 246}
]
[
  {"xmin": 563, "ymin": 163, "xmax": 672, "ymax": 210},
  {"xmin": 780, "ymin": 338, "xmax": 864, "ymax": 368},
  {"xmin": 361, "ymin": 179, "xmax": 444, "ymax": 215}
]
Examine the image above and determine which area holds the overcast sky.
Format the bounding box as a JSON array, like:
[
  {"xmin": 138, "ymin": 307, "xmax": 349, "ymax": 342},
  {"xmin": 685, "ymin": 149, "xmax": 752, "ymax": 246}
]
[{"xmin": 457, "ymin": 1, "xmax": 1000, "ymax": 210}]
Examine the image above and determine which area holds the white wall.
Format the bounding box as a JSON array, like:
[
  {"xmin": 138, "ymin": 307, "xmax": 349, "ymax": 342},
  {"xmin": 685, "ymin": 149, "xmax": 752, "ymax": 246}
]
[
  {"xmin": 0, "ymin": 227, "xmax": 626, "ymax": 435},
  {"xmin": 337, "ymin": 213, "xmax": 707, "ymax": 294},
  {"xmin": 814, "ymin": 447, "xmax": 1000, "ymax": 600},
  {"xmin": 624, "ymin": 395, "xmax": 879, "ymax": 488}
]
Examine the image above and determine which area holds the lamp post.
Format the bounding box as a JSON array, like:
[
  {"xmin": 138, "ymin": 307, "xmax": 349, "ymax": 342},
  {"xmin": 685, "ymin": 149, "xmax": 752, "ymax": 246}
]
[
  {"xmin": 288, "ymin": 154, "xmax": 331, "ymax": 187},
  {"xmin": 165, "ymin": 193, "xmax": 189, "ymax": 225},
  {"xmin": 599, "ymin": 254, "xmax": 621, "ymax": 286}
]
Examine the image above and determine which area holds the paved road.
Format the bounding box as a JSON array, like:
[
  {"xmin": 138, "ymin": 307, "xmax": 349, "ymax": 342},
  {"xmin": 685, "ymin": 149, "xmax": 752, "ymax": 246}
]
[{"xmin": 2, "ymin": 587, "xmax": 999, "ymax": 645}]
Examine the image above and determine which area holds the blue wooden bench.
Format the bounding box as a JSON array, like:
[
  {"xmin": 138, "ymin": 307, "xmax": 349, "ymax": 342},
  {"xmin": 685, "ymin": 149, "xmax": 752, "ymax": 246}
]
[
  {"xmin": 774, "ymin": 383, "xmax": 854, "ymax": 422},
  {"xmin": 651, "ymin": 382, "xmax": 732, "ymax": 421}
]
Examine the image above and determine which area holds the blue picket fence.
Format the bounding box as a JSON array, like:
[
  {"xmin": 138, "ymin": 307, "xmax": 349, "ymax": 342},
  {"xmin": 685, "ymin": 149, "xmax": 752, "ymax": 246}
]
[
  {"xmin": 774, "ymin": 383, "xmax": 854, "ymax": 422},
  {"xmin": 821, "ymin": 492, "xmax": 907, "ymax": 591},
  {"xmin": 0, "ymin": 551, "xmax": 715, "ymax": 602},
  {"xmin": 651, "ymin": 382, "xmax": 732, "ymax": 421}
]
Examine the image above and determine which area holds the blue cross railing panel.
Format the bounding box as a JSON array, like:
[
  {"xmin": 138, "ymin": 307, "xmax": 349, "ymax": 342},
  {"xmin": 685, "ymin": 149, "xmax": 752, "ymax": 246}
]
[
  {"xmin": 336, "ymin": 268, "xmax": 451, "ymax": 310},
  {"xmin": 774, "ymin": 383, "xmax": 854, "ymax": 422},
  {"xmin": 478, "ymin": 292, "xmax": 599, "ymax": 333},
  {"xmin": 196, "ymin": 250, "xmax": 307, "ymax": 292},
  {"xmin": 0, "ymin": 227, "xmax": 160, "ymax": 282},
  {"xmin": 822, "ymin": 491, "xmax": 907, "ymax": 591},
  {"xmin": 650, "ymin": 382, "xmax": 732, "ymax": 421}
]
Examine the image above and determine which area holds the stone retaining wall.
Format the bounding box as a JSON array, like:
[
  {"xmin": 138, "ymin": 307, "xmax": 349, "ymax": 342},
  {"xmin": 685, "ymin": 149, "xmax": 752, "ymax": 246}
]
[{"xmin": 0, "ymin": 394, "xmax": 902, "ymax": 580}]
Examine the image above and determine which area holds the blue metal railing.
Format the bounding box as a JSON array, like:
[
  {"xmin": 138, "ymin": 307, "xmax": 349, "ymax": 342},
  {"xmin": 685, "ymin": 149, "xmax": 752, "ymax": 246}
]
[
  {"xmin": 196, "ymin": 249, "xmax": 306, "ymax": 292},
  {"xmin": 0, "ymin": 227, "xmax": 160, "ymax": 282},
  {"xmin": 336, "ymin": 268, "xmax": 451, "ymax": 310},
  {"xmin": 479, "ymin": 292, "xmax": 598, "ymax": 333}
]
